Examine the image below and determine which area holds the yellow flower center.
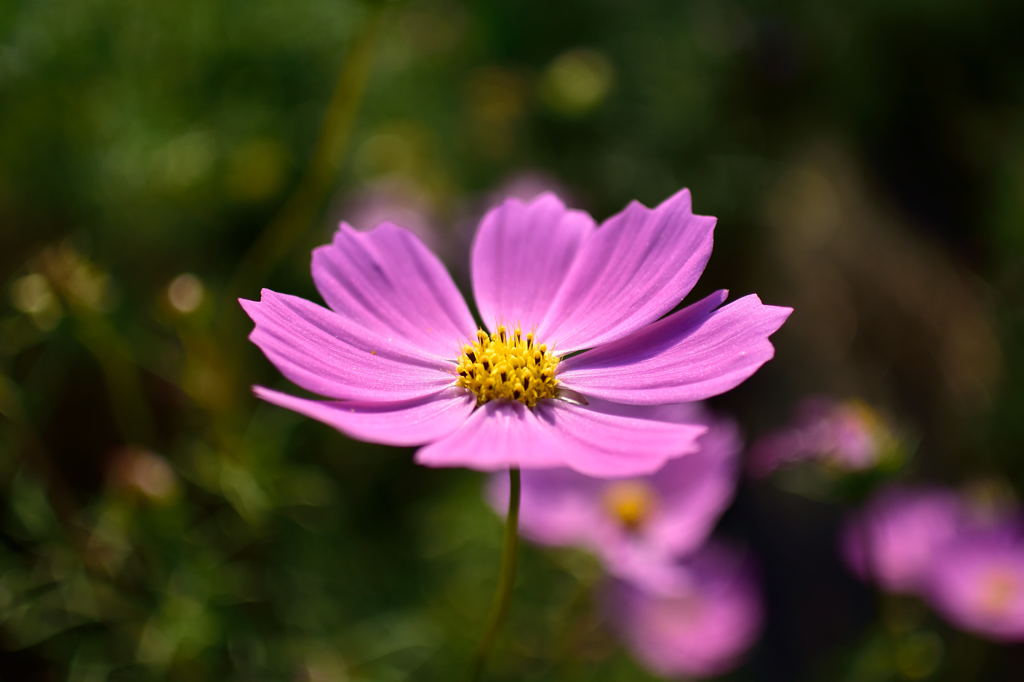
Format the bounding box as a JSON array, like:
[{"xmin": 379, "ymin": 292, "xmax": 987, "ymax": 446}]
[
  {"xmin": 456, "ymin": 326, "xmax": 560, "ymax": 407},
  {"xmin": 603, "ymin": 480, "xmax": 657, "ymax": 531},
  {"xmin": 978, "ymin": 568, "xmax": 1018, "ymax": 615}
]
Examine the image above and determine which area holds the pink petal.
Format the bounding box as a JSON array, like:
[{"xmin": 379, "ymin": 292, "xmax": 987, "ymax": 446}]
[
  {"xmin": 312, "ymin": 222, "xmax": 477, "ymax": 360},
  {"xmin": 558, "ymin": 292, "xmax": 792, "ymax": 405},
  {"xmin": 538, "ymin": 400, "xmax": 707, "ymax": 477},
  {"xmin": 645, "ymin": 412, "xmax": 741, "ymax": 557},
  {"xmin": 487, "ymin": 467, "xmax": 606, "ymax": 546},
  {"xmin": 925, "ymin": 532, "xmax": 1024, "ymax": 641},
  {"xmin": 608, "ymin": 543, "xmax": 763, "ymax": 677},
  {"xmin": 414, "ymin": 401, "xmax": 567, "ymax": 470},
  {"xmin": 488, "ymin": 405, "xmax": 739, "ymax": 571},
  {"xmin": 253, "ymin": 386, "xmax": 475, "ymax": 446},
  {"xmin": 536, "ymin": 189, "xmax": 716, "ymax": 352},
  {"xmin": 841, "ymin": 486, "xmax": 971, "ymax": 593},
  {"xmin": 241, "ymin": 290, "xmax": 456, "ymax": 402},
  {"xmin": 416, "ymin": 397, "xmax": 706, "ymax": 477},
  {"xmin": 470, "ymin": 193, "xmax": 594, "ymax": 332}
]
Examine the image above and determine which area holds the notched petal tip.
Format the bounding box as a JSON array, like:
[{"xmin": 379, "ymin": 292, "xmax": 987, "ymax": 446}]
[
  {"xmin": 238, "ymin": 290, "xmax": 276, "ymax": 321},
  {"xmin": 660, "ymin": 186, "xmax": 692, "ymax": 207},
  {"xmin": 335, "ymin": 219, "xmax": 406, "ymax": 239},
  {"xmin": 492, "ymin": 190, "xmax": 569, "ymax": 212},
  {"xmin": 333, "ymin": 220, "xmax": 356, "ymax": 236},
  {"xmin": 621, "ymin": 187, "xmax": 692, "ymax": 214},
  {"xmin": 529, "ymin": 190, "xmax": 571, "ymax": 210},
  {"xmin": 750, "ymin": 298, "xmax": 795, "ymax": 332},
  {"xmin": 655, "ymin": 187, "xmax": 721, "ymax": 227},
  {"xmin": 771, "ymin": 304, "xmax": 795, "ymax": 320}
]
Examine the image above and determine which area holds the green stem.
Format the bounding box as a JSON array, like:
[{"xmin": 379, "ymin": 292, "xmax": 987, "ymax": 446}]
[
  {"xmin": 229, "ymin": 4, "xmax": 385, "ymax": 297},
  {"xmin": 470, "ymin": 467, "xmax": 521, "ymax": 681}
]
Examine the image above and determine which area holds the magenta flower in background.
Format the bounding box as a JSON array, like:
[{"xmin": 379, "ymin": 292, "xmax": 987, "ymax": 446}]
[
  {"xmin": 242, "ymin": 189, "xmax": 790, "ymax": 477},
  {"xmin": 844, "ymin": 484, "xmax": 1024, "ymax": 642},
  {"xmin": 342, "ymin": 178, "xmax": 441, "ymax": 253},
  {"xmin": 606, "ymin": 543, "xmax": 763, "ymax": 678},
  {"xmin": 750, "ymin": 397, "xmax": 893, "ymax": 476},
  {"xmin": 842, "ymin": 486, "xmax": 970, "ymax": 594},
  {"xmin": 490, "ymin": 170, "xmax": 570, "ymax": 204},
  {"xmin": 925, "ymin": 528, "xmax": 1024, "ymax": 642},
  {"xmin": 489, "ymin": 404, "xmax": 740, "ymax": 590}
]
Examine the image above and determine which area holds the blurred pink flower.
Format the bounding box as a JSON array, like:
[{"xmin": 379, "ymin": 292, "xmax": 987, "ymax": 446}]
[
  {"xmin": 606, "ymin": 543, "xmax": 762, "ymax": 678},
  {"xmin": 490, "ymin": 170, "xmax": 570, "ymax": 204},
  {"xmin": 842, "ymin": 486, "xmax": 970, "ymax": 594},
  {"xmin": 341, "ymin": 179, "xmax": 442, "ymax": 253},
  {"xmin": 489, "ymin": 404, "xmax": 740, "ymax": 590},
  {"xmin": 242, "ymin": 189, "xmax": 789, "ymax": 476},
  {"xmin": 750, "ymin": 397, "xmax": 893, "ymax": 475},
  {"xmin": 452, "ymin": 171, "xmax": 574, "ymax": 270},
  {"xmin": 925, "ymin": 528, "xmax": 1024, "ymax": 642}
]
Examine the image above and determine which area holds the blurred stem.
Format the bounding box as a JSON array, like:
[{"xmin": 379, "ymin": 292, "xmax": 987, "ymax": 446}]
[
  {"xmin": 546, "ymin": 569, "xmax": 602, "ymax": 677},
  {"xmin": 73, "ymin": 310, "xmax": 155, "ymax": 445},
  {"xmin": 214, "ymin": 5, "xmax": 385, "ymax": 447},
  {"xmin": 230, "ymin": 4, "xmax": 385, "ymax": 297},
  {"xmin": 0, "ymin": 371, "xmax": 105, "ymax": 570},
  {"xmin": 471, "ymin": 467, "xmax": 521, "ymax": 682}
]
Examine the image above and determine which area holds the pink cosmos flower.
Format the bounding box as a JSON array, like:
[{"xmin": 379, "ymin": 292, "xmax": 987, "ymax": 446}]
[
  {"xmin": 750, "ymin": 397, "xmax": 893, "ymax": 476},
  {"xmin": 242, "ymin": 189, "xmax": 790, "ymax": 477},
  {"xmin": 606, "ymin": 543, "xmax": 763, "ymax": 678},
  {"xmin": 842, "ymin": 486, "xmax": 970, "ymax": 594},
  {"xmin": 489, "ymin": 404, "xmax": 740, "ymax": 590},
  {"xmin": 924, "ymin": 528, "xmax": 1024, "ymax": 642}
]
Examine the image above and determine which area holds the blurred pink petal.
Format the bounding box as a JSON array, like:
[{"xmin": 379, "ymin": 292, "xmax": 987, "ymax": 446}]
[
  {"xmin": 925, "ymin": 528, "xmax": 1024, "ymax": 642},
  {"xmin": 490, "ymin": 405, "xmax": 740, "ymax": 586},
  {"xmin": 341, "ymin": 179, "xmax": 441, "ymax": 252},
  {"xmin": 842, "ymin": 485, "xmax": 973, "ymax": 593},
  {"xmin": 606, "ymin": 543, "xmax": 763, "ymax": 678},
  {"xmin": 750, "ymin": 397, "xmax": 892, "ymax": 475}
]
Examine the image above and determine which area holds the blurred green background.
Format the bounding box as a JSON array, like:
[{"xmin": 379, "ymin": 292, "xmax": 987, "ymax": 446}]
[{"xmin": 2, "ymin": 0, "xmax": 1023, "ymax": 679}]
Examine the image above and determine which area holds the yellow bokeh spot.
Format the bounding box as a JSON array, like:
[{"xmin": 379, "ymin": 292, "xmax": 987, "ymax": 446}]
[
  {"xmin": 603, "ymin": 481, "xmax": 657, "ymax": 531},
  {"xmin": 456, "ymin": 326, "xmax": 560, "ymax": 407}
]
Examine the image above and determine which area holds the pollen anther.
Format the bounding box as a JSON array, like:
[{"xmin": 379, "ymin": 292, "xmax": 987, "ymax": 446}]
[{"xmin": 456, "ymin": 326, "xmax": 559, "ymax": 407}]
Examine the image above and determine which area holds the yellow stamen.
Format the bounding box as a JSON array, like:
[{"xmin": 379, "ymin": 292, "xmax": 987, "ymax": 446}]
[
  {"xmin": 603, "ymin": 480, "xmax": 656, "ymax": 531},
  {"xmin": 455, "ymin": 326, "xmax": 560, "ymax": 407}
]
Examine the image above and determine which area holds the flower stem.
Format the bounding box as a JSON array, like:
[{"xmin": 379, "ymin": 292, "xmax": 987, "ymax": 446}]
[
  {"xmin": 470, "ymin": 467, "xmax": 521, "ymax": 681},
  {"xmin": 229, "ymin": 3, "xmax": 386, "ymax": 296}
]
